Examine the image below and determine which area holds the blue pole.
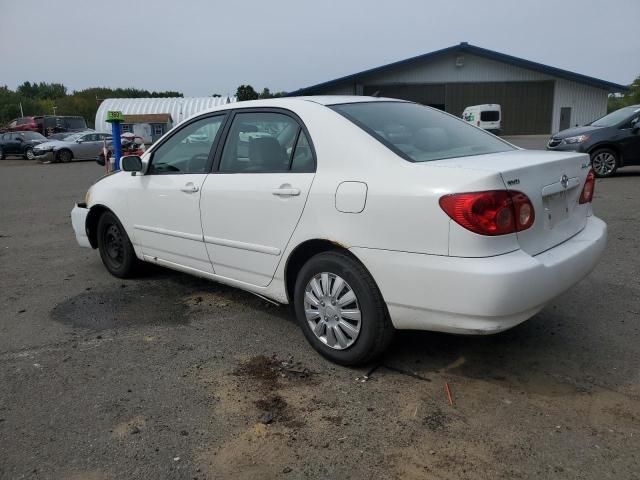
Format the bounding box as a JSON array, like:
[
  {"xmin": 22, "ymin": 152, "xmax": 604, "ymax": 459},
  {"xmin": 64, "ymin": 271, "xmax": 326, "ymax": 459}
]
[{"xmin": 111, "ymin": 121, "xmax": 122, "ymax": 170}]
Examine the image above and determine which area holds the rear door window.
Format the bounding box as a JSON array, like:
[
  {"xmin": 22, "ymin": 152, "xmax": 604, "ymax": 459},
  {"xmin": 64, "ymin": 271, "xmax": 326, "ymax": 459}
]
[
  {"xmin": 480, "ymin": 111, "xmax": 500, "ymax": 122},
  {"xmin": 218, "ymin": 112, "xmax": 300, "ymax": 173}
]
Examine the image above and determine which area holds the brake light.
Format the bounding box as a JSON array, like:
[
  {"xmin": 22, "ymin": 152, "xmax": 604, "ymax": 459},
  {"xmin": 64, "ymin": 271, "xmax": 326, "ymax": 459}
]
[
  {"xmin": 439, "ymin": 190, "xmax": 535, "ymax": 236},
  {"xmin": 579, "ymin": 170, "xmax": 595, "ymax": 204}
]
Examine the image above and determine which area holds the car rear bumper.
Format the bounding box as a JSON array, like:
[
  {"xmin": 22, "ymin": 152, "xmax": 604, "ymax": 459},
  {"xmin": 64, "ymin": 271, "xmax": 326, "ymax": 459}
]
[
  {"xmin": 351, "ymin": 215, "xmax": 607, "ymax": 334},
  {"xmin": 71, "ymin": 203, "xmax": 91, "ymax": 248}
]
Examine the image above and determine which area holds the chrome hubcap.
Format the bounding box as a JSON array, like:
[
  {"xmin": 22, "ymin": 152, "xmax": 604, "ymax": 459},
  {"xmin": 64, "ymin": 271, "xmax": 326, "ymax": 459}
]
[
  {"xmin": 592, "ymin": 152, "xmax": 616, "ymax": 175},
  {"xmin": 26, "ymin": 149, "xmax": 34, "ymax": 160},
  {"xmin": 304, "ymin": 272, "xmax": 361, "ymax": 350}
]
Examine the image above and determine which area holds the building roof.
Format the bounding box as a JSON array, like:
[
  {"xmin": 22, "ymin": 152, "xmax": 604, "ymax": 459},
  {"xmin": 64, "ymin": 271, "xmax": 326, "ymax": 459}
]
[
  {"xmin": 288, "ymin": 42, "xmax": 628, "ymax": 96},
  {"xmin": 123, "ymin": 113, "xmax": 173, "ymax": 124}
]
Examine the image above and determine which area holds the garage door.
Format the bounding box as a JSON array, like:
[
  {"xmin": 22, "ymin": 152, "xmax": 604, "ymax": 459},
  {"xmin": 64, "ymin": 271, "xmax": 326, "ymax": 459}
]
[{"xmin": 445, "ymin": 81, "xmax": 554, "ymax": 135}]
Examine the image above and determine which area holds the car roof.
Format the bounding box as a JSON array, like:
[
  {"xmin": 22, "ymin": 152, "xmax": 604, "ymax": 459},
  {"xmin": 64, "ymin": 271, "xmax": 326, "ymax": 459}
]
[{"xmin": 183, "ymin": 96, "xmax": 407, "ymax": 121}]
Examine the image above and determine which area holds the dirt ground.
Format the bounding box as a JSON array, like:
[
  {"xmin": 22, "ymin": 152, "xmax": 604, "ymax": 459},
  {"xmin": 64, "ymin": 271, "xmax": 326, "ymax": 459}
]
[{"xmin": 0, "ymin": 156, "xmax": 639, "ymax": 479}]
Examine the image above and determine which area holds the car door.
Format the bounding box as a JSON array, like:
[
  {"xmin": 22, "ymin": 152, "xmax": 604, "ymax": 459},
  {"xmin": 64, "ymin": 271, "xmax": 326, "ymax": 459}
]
[
  {"xmin": 70, "ymin": 133, "xmax": 90, "ymax": 159},
  {"xmin": 125, "ymin": 113, "xmax": 227, "ymax": 273},
  {"xmin": 200, "ymin": 109, "xmax": 316, "ymax": 286},
  {"xmin": 6, "ymin": 134, "xmax": 22, "ymax": 154},
  {"xmin": 619, "ymin": 112, "xmax": 640, "ymax": 163},
  {"xmin": 86, "ymin": 133, "xmax": 108, "ymax": 159}
]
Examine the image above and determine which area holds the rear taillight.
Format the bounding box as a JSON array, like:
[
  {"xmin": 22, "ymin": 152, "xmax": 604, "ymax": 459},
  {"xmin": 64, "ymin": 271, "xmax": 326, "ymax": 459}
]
[
  {"xmin": 439, "ymin": 190, "xmax": 535, "ymax": 236},
  {"xmin": 579, "ymin": 170, "xmax": 595, "ymax": 204}
]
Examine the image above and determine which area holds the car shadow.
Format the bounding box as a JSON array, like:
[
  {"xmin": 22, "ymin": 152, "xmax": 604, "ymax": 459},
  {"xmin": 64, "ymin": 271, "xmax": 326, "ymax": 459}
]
[
  {"xmin": 609, "ymin": 168, "xmax": 640, "ymax": 177},
  {"xmin": 123, "ymin": 265, "xmax": 623, "ymax": 398}
]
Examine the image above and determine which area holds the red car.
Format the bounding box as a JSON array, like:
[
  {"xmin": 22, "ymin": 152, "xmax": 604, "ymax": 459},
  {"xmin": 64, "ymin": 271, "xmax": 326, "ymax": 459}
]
[{"xmin": 2, "ymin": 115, "xmax": 88, "ymax": 137}]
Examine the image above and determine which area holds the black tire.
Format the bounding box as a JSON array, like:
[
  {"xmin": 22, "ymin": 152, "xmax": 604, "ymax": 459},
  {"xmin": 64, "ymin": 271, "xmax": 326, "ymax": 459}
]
[
  {"xmin": 96, "ymin": 211, "xmax": 139, "ymax": 278},
  {"xmin": 24, "ymin": 147, "xmax": 35, "ymax": 160},
  {"xmin": 57, "ymin": 149, "xmax": 73, "ymax": 163},
  {"xmin": 590, "ymin": 148, "xmax": 618, "ymax": 178},
  {"xmin": 293, "ymin": 251, "xmax": 394, "ymax": 366},
  {"xmin": 0, "ymin": 147, "xmax": 4, "ymax": 160}
]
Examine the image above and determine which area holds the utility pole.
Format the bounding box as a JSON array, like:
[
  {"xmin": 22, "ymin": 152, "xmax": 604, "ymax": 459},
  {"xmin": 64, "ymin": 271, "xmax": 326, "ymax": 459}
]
[{"xmin": 19, "ymin": 102, "xmax": 24, "ymax": 117}]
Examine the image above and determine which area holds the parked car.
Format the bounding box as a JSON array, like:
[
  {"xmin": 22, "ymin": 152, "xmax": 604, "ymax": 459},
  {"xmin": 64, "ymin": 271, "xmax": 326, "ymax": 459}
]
[
  {"xmin": 2, "ymin": 115, "xmax": 88, "ymax": 137},
  {"xmin": 547, "ymin": 105, "xmax": 640, "ymax": 177},
  {"xmin": 34, "ymin": 132, "xmax": 112, "ymax": 163},
  {"xmin": 0, "ymin": 131, "xmax": 47, "ymax": 159},
  {"xmin": 71, "ymin": 97, "xmax": 606, "ymax": 365},
  {"xmin": 462, "ymin": 104, "xmax": 501, "ymax": 134}
]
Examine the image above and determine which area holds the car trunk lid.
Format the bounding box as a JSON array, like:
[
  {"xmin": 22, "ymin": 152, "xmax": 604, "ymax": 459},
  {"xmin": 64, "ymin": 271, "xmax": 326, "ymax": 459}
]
[{"xmin": 431, "ymin": 150, "xmax": 592, "ymax": 255}]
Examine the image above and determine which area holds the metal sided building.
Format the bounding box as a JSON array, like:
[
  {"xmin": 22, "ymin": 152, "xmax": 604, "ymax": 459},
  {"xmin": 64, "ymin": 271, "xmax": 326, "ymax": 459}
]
[{"xmin": 288, "ymin": 43, "xmax": 627, "ymax": 135}]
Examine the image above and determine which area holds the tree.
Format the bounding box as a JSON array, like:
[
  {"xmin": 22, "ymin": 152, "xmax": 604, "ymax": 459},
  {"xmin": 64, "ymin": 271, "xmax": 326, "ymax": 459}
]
[
  {"xmin": 236, "ymin": 85, "xmax": 259, "ymax": 101},
  {"xmin": 0, "ymin": 83, "xmax": 184, "ymax": 128},
  {"xmin": 258, "ymin": 88, "xmax": 286, "ymax": 99},
  {"xmin": 607, "ymin": 74, "xmax": 640, "ymax": 112}
]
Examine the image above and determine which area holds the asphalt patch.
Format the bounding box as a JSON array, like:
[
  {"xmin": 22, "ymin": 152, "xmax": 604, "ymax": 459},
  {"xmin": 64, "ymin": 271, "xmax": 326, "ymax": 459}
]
[{"xmin": 50, "ymin": 279, "xmax": 198, "ymax": 330}]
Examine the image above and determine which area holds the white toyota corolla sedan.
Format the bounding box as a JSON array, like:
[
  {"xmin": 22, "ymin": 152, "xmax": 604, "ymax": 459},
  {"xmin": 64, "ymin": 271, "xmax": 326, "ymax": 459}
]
[{"xmin": 71, "ymin": 97, "xmax": 607, "ymax": 365}]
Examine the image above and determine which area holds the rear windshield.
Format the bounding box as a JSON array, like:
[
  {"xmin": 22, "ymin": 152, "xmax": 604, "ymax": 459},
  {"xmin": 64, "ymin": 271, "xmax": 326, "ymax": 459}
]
[
  {"xmin": 330, "ymin": 102, "xmax": 513, "ymax": 162},
  {"xmin": 63, "ymin": 117, "xmax": 87, "ymax": 129},
  {"xmin": 480, "ymin": 110, "xmax": 500, "ymax": 122}
]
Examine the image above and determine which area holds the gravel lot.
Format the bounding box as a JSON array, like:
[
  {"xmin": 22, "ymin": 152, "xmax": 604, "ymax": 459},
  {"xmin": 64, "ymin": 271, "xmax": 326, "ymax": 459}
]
[{"xmin": 1, "ymin": 148, "xmax": 639, "ymax": 479}]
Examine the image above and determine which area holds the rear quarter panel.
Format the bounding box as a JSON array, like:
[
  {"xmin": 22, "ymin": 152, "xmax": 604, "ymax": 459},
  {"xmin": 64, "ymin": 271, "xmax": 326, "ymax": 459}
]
[{"xmin": 280, "ymin": 102, "xmax": 511, "ymax": 261}]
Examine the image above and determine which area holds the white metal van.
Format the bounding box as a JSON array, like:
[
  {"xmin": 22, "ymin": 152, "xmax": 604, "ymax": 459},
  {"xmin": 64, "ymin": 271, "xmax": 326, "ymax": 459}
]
[{"xmin": 462, "ymin": 104, "xmax": 501, "ymax": 134}]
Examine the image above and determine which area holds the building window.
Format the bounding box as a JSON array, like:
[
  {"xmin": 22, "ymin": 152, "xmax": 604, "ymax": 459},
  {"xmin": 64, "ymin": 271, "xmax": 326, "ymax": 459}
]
[
  {"xmin": 121, "ymin": 124, "xmax": 131, "ymax": 133},
  {"xmin": 153, "ymin": 124, "xmax": 164, "ymax": 136}
]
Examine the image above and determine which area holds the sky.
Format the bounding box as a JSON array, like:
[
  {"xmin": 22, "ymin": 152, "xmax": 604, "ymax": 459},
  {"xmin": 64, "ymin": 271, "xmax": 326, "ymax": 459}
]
[{"xmin": 1, "ymin": 0, "xmax": 638, "ymax": 97}]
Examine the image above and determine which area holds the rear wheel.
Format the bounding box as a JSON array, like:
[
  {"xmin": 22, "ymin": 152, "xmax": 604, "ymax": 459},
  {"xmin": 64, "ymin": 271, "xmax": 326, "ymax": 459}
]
[
  {"xmin": 97, "ymin": 211, "xmax": 139, "ymax": 278},
  {"xmin": 24, "ymin": 147, "xmax": 35, "ymax": 160},
  {"xmin": 293, "ymin": 251, "xmax": 394, "ymax": 366},
  {"xmin": 591, "ymin": 148, "xmax": 618, "ymax": 178},
  {"xmin": 57, "ymin": 149, "xmax": 72, "ymax": 163},
  {"xmin": 0, "ymin": 147, "xmax": 4, "ymax": 160}
]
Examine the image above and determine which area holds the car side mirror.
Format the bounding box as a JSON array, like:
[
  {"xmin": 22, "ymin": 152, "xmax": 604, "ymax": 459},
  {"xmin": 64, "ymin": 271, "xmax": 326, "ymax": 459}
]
[
  {"xmin": 121, "ymin": 155, "xmax": 143, "ymax": 173},
  {"xmin": 16, "ymin": 137, "xmax": 24, "ymax": 142},
  {"xmin": 632, "ymin": 118, "xmax": 640, "ymax": 132}
]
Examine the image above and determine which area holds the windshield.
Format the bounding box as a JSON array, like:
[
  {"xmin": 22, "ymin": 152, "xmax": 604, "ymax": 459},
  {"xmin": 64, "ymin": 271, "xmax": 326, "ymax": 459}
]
[
  {"xmin": 62, "ymin": 133, "xmax": 82, "ymax": 142},
  {"xmin": 330, "ymin": 102, "xmax": 514, "ymax": 162},
  {"xmin": 591, "ymin": 106, "xmax": 640, "ymax": 127}
]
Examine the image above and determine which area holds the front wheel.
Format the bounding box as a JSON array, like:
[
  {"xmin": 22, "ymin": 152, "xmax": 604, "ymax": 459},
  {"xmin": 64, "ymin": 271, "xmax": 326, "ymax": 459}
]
[
  {"xmin": 293, "ymin": 251, "xmax": 394, "ymax": 366},
  {"xmin": 591, "ymin": 148, "xmax": 618, "ymax": 178},
  {"xmin": 57, "ymin": 150, "xmax": 72, "ymax": 163},
  {"xmin": 24, "ymin": 147, "xmax": 35, "ymax": 160},
  {"xmin": 97, "ymin": 211, "xmax": 139, "ymax": 278}
]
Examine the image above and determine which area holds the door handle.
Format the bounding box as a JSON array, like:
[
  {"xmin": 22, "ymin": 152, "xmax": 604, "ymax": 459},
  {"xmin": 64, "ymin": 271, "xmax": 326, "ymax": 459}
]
[
  {"xmin": 180, "ymin": 182, "xmax": 199, "ymax": 193},
  {"xmin": 272, "ymin": 187, "xmax": 300, "ymax": 197}
]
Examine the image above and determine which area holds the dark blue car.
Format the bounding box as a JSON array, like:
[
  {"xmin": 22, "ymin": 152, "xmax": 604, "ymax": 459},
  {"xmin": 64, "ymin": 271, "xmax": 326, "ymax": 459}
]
[{"xmin": 547, "ymin": 105, "xmax": 640, "ymax": 177}]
